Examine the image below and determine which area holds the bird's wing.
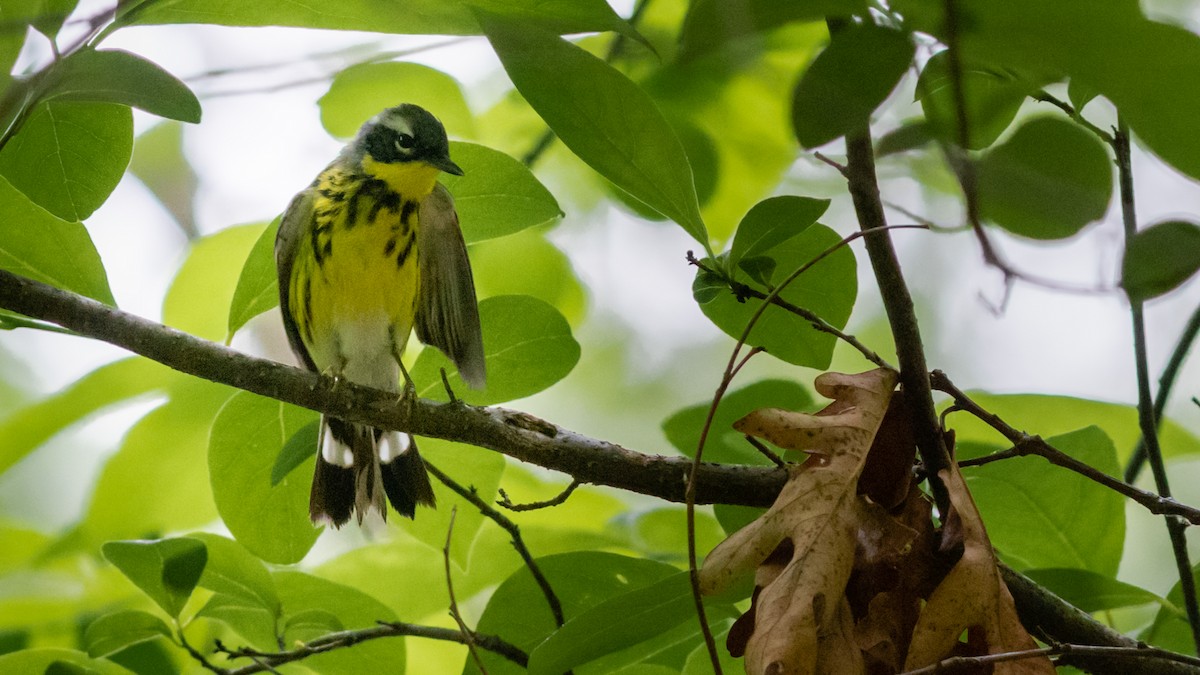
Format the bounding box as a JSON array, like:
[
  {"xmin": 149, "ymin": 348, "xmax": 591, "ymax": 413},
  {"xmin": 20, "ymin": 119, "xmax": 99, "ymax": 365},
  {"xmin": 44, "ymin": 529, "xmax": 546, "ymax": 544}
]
[
  {"xmin": 415, "ymin": 183, "xmax": 486, "ymax": 389},
  {"xmin": 275, "ymin": 187, "xmax": 319, "ymax": 372}
]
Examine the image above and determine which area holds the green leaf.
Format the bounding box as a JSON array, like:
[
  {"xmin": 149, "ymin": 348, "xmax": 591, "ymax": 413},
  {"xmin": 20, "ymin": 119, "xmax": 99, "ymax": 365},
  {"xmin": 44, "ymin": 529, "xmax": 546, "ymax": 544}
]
[
  {"xmin": 0, "ymin": 649, "xmax": 131, "ymax": 675},
  {"xmin": 678, "ymin": 0, "xmax": 867, "ymax": 62},
  {"xmin": 101, "ymin": 537, "xmax": 208, "ymax": 618},
  {"xmin": 1068, "ymin": 78, "xmax": 1099, "ymax": 113},
  {"xmin": 976, "ymin": 116, "xmax": 1112, "ymax": 240},
  {"xmin": 80, "ymin": 379, "xmax": 228, "ymax": 543},
  {"xmin": 915, "ymin": 50, "xmax": 1032, "ymax": 149},
  {"xmin": 120, "ymin": 0, "xmax": 640, "ymax": 41},
  {"xmin": 471, "ymin": 552, "xmax": 685, "ymax": 675},
  {"xmin": 1122, "ymin": 220, "xmax": 1200, "ymax": 301},
  {"xmin": 44, "ymin": 47, "xmax": 200, "ymax": 122},
  {"xmin": 694, "ymin": 223, "xmax": 857, "ymax": 369},
  {"xmin": 895, "ymin": 0, "xmax": 1200, "ymax": 182},
  {"xmin": 397, "ymin": 437, "xmax": 506, "ymax": 569},
  {"xmin": 165, "ymin": 222, "xmax": 268, "ymax": 341},
  {"xmin": 681, "ymin": 620, "xmax": 741, "ymax": 674},
  {"xmin": 441, "ymin": 142, "xmax": 563, "ymax": 243},
  {"xmin": 273, "ymin": 571, "xmax": 403, "ymax": 675},
  {"xmin": 663, "ymin": 379, "xmax": 814, "ymax": 464},
  {"xmin": 283, "ymin": 609, "xmax": 344, "ymax": 642},
  {"xmin": 412, "ymin": 295, "xmax": 580, "ymax": 405},
  {"xmin": 227, "ymin": 218, "xmax": 280, "ymax": 340},
  {"xmin": 195, "ymin": 592, "xmax": 277, "ymax": 649},
  {"xmin": 0, "ymin": 176, "xmax": 114, "ymax": 305},
  {"xmin": 792, "ymin": 23, "xmax": 914, "ymax": 148},
  {"xmin": 738, "ymin": 255, "xmax": 776, "ymax": 287},
  {"xmin": 83, "ymin": 610, "xmax": 171, "ymax": 658},
  {"xmin": 1023, "ymin": 568, "xmax": 1164, "ymax": 613},
  {"xmin": 208, "ymin": 392, "xmax": 319, "ymax": 564},
  {"xmin": 962, "ymin": 426, "xmax": 1124, "ymax": 576},
  {"xmin": 0, "ymin": 628, "xmax": 28, "ymax": 655},
  {"xmin": 0, "ymin": 3, "xmax": 41, "ymax": 77},
  {"xmin": 188, "ymin": 533, "xmax": 280, "ymax": 612},
  {"xmin": 0, "ymin": 358, "xmax": 172, "ymax": 476},
  {"xmin": 129, "ymin": 122, "xmax": 198, "ymax": 233},
  {"xmin": 270, "ymin": 420, "xmax": 318, "ymax": 486},
  {"xmin": 729, "ymin": 196, "xmax": 828, "ymax": 269},
  {"xmin": 319, "ymin": 62, "xmax": 474, "ymax": 140},
  {"xmin": 470, "ymin": 228, "xmax": 587, "ymax": 325},
  {"xmin": 529, "ymin": 572, "xmax": 701, "ymax": 675},
  {"xmin": 713, "ymin": 504, "xmax": 766, "ymax": 536},
  {"xmin": 610, "ymin": 507, "xmax": 726, "ymax": 562},
  {"xmin": 875, "ymin": 120, "xmax": 934, "ymax": 157},
  {"xmin": 482, "ymin": 14, "xmax": 708, "ymax": 248},
  {"xmin": 0, "ymin": 522, "xmax": 50, "ymax": 573},
  {"xmin": 1143, "ymin": 563, "xmax": 1199, "ymax": 653},
  {"xmin": 0, "ymin": 101, "xmax": 132, "ymax": 222}
]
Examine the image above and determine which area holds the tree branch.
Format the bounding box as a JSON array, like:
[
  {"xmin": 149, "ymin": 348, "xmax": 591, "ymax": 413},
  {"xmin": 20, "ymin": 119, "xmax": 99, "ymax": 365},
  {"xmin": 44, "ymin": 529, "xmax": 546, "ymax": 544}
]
[
  {"xmin": 426, "ymin": 462, "xmax": 565, "ymax": 628},
  {"xmin": 840, "ymin": 84, "xmax": 953, "ymax": 515},
  {"xmin": 0, "ymin": 269, "xmax": 786, "ymax": 505},
  {"xmin": 1000, "ymin": 563, "xmax": 1200, "ymax": 675},
  {"xmin": 1125, "ymin": 301, "xmax": 1200, "ymax": 482},
  {"xmin": 1114, "ymin": 118, "xmax": 1200, "ymax": 652}
]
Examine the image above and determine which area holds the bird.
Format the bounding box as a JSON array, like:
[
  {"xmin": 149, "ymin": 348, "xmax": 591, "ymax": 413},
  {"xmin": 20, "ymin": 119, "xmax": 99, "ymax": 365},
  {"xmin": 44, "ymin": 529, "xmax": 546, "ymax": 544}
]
[{"xmin": 275, "ymin": 103, "xmax": 485, "ymax": 528}]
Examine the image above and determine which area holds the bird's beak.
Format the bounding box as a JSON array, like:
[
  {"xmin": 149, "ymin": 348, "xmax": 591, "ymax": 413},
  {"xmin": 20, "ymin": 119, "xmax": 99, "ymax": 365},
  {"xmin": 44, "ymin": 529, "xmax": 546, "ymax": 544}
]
[{"xmin": 431, "ymin": 155, "xmax": 464, "ymax": 176}]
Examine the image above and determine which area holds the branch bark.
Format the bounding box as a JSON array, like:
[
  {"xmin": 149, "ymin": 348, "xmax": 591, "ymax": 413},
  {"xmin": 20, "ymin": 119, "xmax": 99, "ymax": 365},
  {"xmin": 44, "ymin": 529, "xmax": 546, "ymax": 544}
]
[{"xmin": 0, "ymin": 268, "xmax": 785, "ymax": 506}]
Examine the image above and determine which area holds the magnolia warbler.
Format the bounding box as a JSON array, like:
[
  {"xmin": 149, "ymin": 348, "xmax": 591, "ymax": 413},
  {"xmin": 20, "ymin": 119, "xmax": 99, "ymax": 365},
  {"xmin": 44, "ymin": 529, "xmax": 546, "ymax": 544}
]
[{"xmin": 275, "ymin": 104, "xmax": 485, "ymax": 528}]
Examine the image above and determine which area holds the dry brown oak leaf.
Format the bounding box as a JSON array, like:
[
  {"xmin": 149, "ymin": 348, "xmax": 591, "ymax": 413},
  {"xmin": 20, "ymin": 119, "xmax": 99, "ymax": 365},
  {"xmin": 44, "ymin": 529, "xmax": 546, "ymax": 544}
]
[
  {"xmin": 902, "ymin": 462, "xmax": 1054, "ymax": 673},
  {"xmin": 700, "ymin": 368, "xmax": 905, "ymax": 675}
]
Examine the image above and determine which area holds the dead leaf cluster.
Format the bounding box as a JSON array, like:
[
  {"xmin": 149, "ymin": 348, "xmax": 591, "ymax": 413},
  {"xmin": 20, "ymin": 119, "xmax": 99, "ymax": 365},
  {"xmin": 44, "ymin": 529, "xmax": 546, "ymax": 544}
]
[{"xmin": 700, "ymin": 369, "xmax": 1054, "ymax": 674}]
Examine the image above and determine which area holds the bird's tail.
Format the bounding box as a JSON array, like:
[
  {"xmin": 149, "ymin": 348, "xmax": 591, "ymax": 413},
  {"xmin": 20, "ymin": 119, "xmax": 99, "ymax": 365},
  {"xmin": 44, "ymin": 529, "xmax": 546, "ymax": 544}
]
[{"xmin": 309, "ymin": 416, "xmax": 436, "ymax": 527}]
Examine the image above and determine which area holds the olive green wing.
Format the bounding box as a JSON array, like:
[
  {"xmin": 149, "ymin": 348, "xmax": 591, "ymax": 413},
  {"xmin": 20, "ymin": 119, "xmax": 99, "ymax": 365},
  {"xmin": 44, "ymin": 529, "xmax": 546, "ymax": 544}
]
[
  {"xmin": 415, "ymin": 183, "xmax": 486, "ymax": 389},
  {"xmin": 275, "ymin": 187, "xmax": 319, "ymax": 372}
]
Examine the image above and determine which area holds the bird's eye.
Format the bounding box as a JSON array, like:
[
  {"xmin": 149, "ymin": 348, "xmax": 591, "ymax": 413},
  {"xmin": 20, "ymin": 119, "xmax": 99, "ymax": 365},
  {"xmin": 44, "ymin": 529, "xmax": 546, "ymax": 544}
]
[{"xmin": 396, "ymin": 133, "xmax": 416, "ymax": 150}]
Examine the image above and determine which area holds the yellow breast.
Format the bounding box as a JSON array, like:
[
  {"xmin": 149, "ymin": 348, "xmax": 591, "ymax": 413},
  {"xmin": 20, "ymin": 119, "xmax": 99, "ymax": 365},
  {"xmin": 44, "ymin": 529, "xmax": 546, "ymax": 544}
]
[{"xmin": 294, "ymin": 163, "xmax": 436, "ymax": 373}]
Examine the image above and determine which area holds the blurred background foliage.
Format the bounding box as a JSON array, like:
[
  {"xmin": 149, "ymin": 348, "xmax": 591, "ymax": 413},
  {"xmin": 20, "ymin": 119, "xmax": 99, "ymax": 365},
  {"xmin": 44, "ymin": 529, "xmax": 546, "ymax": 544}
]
[{"xmin": 0, "ymin": 0, "xmax": 1198, "ymax": 672}]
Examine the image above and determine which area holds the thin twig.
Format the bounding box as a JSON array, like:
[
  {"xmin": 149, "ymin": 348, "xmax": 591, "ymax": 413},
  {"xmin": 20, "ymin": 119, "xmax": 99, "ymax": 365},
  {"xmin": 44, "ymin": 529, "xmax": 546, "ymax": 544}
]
[
  {"xmin": 425, "ymin": 462, "xmax": 566, "ymax": 628},
  {"xmin": 744, "ymin": 436, "xmax": 785, "ymax": 467},
  {"xmin": 218, "ymin": 621, "xmax": 529, "ymax": 674},
  {"xmin": 179, "ymin": 629, "xmax": 227, "ymax": 675},
  {"xmin": 1125, "ymin": 301, "xmax": 1200, "ymax": 482},
  {"xmin": 439, "ymin": 367, "xmax": 459, "ymax": 404},
  {"xmin": 443, "ymin": 507, "xmax": 488, "ymax": 674},
  {"xmin": 882, "ymin": 200, "xmax": 967, "ymax": 234},
  {"xmin": 813, "ymin": 151, "xmax": 848, "ymax": 176},
  {"xmin": 1032, "ymin": 90, "xmax": 1114, "ymax": 143},
  {"xmin": 932, "ymin": 370, "xmax": 1200, "ymax": 524},
  {"xmin": 497, "ymin": 480, "xmax": 580, "ymax": 511},
  {"xmin": 901, "ymin": 642, "xmax": 1200, "ymax": 675},
  {"xmin": 1114, "ymin": 118, "xmax": 1200, "ymax": 652}
]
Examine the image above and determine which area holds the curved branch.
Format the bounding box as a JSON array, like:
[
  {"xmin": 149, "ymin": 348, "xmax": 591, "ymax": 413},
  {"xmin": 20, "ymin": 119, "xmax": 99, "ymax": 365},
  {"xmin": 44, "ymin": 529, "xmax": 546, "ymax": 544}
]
[{"xmin": 0, "ymin": 269, "xmax": 786, "ymax": 507}]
